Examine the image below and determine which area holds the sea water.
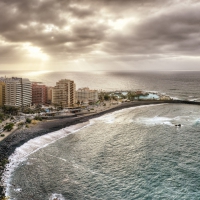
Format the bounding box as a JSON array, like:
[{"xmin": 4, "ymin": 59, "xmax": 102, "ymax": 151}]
[
  {"xmin": 1, "ymin": 70, "xmax": 200, "ymax": 101},
  {"xmin": 3, "ymin": 103, "xmax": 200, "ymax": 199}
]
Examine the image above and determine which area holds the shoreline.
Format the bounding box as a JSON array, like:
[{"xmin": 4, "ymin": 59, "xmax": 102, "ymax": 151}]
[{"xmin": 0, "ymin": 100, "xmax": 199, "ymax": 198}]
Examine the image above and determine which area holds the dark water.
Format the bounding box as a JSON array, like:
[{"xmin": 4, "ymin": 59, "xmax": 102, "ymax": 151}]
[
  {"xmin": 4, "ymin": 104, "xmax": 200, "ymax": 199},
  {"xmin": 0, "ymin": 70, "xmax": 200, "ymax": 101}
]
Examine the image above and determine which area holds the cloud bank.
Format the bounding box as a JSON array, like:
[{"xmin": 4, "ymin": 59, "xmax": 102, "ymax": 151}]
[{"xmin": 0, "ymin": 0, "xmax": 200, "ymax": 70}]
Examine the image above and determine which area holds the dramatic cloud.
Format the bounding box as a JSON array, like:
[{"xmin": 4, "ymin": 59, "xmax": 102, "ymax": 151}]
[{"xmin": 0, "ymin": 0, "xmax": 200, "ymax": 70}]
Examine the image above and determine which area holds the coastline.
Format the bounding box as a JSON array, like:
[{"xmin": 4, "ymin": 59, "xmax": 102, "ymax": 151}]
[{"xmin": 0, "ymin": 100, "xmax": 198, "ymax": 198}]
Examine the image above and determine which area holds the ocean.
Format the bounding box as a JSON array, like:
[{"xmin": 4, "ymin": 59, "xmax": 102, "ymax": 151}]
[
  {"xmin": 1, "ymin": 70, "xmax": 200, "ymax": 101},
  {"xmin": 3, "ymin": 103, "xmax": 200, "ymax": 199},
  {"xmin": 2, "ymin": 71, "xmax": 200, "ymax": 199}
]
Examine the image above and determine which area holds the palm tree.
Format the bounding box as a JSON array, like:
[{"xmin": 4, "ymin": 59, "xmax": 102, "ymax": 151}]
[{"xmin": 2, "ymin": 106, "xmax": 19, "ymax": 115}]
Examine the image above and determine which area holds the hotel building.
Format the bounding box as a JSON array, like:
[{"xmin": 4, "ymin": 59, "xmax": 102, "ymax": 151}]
[
  {"xmin": 0, "ymin": 82, "xmax": 5, "ymax": 107},
  {"xmin": 32, "ymin": 83, "xmax": 47, "ymax": 105},
  {"xmin": 5, "ymin": 77, "xmax": 32, "ymax": 107},
  {"xmin": 52, "ymin": 79, "xmax": 76, "ymax": 107},
  {"xmin": 76, "ymin": 87, "xmax": 98, "ymax": 103}
]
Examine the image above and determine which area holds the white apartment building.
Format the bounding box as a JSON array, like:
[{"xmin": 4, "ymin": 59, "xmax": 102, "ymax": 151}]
[
  {"xmin": 52, "ymin": 79, "xmax": 76, "ymax": 107},
  {"xmin": 76, "ymin": 87, "xmax": 98, "ymax": 103},
  {"xmin": 5, "ymin": 77, "xmax": 32, "ymax": 107}
]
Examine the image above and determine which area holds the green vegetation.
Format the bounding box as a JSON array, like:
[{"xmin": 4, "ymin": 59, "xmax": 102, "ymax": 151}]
[
  {"xmin": 110, "ymin": 95, "xmax": 118, "ymax": 101},
  {"xmin": 0, "ymin": 113, "xmax": 5, "ymax": 121},
  {"xmin": 3, "ymin": 123, "xmax": 14, "ymax": 131},
  {"xmin": 0, "ymin": 134, "xmax": 5, "ymax": 137},
  {"xmin": 26, "ymin": 118, "xmax": 31, "ymax": 123},
  {"xmin": 23, "ymin": 108, "xmax": 35, "ymax": 114},
  {"xmin": 0, "ymin": 113, "xmax": 8, "ymax": 123},
  {"xmin": 104, "ymin": 94, "xmax": 110, "ymax": 101},
  {"xmin": 2, "ymin": 106, "xmax": 19, "ymax": 115},
  {"xmin": 98, "ymin": 92, "xmax": 105, "ymax": 102},
  {"xmin": 98, "ymin": 92, "xmax": 112, "ymax": 102},
  {"xmin": 23, "ymin": 106, "xmax": 46, "ymax": 114},
  {"xmin": 127, "ymin": 91, "xmax": 141, "ymax": 101},
  {"xmin": 18, "ymin": 122, "xmax": 25, "ymax": 127},
  {"xmin": 34, "ymin": 116, "xmax": 42, "ymax": 121},
  {"xmin": 25, "ymin": 124, "xmax": 29, "ymax": 128},
  {"xmin": 99, "ymin": 92, "xmax": 127, "ymax": 102}
]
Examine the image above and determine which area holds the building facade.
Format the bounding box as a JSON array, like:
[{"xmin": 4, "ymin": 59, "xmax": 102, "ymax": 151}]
[
  {"xmin": 5, "ymin": 77, "xmax": 32, "ymax": 107},
  {"xmin": 32, "ymin": 83, "xmax": 47, "ymax": 105},
  {"xmin": 0, "ymin": 82, "xmax": 5, "ymax": 107},
  {"xmin": 76, "ymin": 87, "xmax": 98, "ymax": 103},
  {"xmin": 47, "ymin": 86, "xmax": 53, "ymax": 104},
  {"xmin": 52, "ymin": 79, "xmax": 76, "ymax": 107}
]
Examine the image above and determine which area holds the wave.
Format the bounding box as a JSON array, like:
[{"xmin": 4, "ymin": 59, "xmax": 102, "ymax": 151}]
[
  {"xmin": 94, "ymin": 103, "xmax": 167, "ymax": 124},
  {"xmin": 137, "ymin": 113, "xmax": 200, "ymax": 127},
  {"xmin": 49, "ymin": 193, "xmax": 65, "ymax": 200},
  {"xmin": 137, "ymin": 116, "xmax": 174, "ymax": 126},
  {"xmin": 2, "ymin": 103, "xmax": 166, "ymax": 198},
  {"xmin": 2, "ymin": 121, "xmax": 90, "ymax": 197}
]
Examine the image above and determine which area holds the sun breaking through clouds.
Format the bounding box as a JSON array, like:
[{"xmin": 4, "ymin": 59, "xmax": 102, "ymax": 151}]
[{"xmin": 1, "ymin": 0, "xmax": 200, "ymax": 71}]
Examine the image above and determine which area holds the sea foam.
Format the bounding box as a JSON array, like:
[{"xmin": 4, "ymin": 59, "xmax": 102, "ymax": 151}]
[
  {"xmin": 2, "ymin": 121, "xmax": 90, "ymax": 197},
  {"xmin": 49, "ymin": 193, "xmax": 65, "ymax": 200},
  {"xmin": 93, "ymin": 103, "xmax": 167, "ymax": 124},
  {"xmin": 2, "ymin": 103, "xmax": 166, "ymax": 197}
]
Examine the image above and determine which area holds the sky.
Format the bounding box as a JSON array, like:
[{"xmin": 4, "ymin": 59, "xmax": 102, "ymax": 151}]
[{"xmin": 1, "ymin": 0, "xmax": 200, "ymax": 71}]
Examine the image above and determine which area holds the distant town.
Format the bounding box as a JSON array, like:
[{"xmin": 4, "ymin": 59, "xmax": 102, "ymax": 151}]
[{"xmin": 0, "ymin": 77, "xmax": 172, "ymax": 139}]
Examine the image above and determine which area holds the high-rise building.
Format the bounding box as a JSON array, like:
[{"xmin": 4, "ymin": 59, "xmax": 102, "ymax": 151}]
[
  {"xmin": 32, "ymin": 83, "xmax": 47, "ymax": 105},
  {"xmin": 5, "ymin": 77, "xmax": 32, "ymax": 107},
  {"xmin": 52, "ymin": 79, "xmax": 76, "ymax": 107},
  {"xmin": 76, "ymin": 87, "xmax": 98, "ymax": 103},
  {"xmin": 47, "ymin": 86, "xmax": 53, "ymax": 104},
  {"xmin": 0, "ymin": 82, "xmax": 5, "ymax": 107}
]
